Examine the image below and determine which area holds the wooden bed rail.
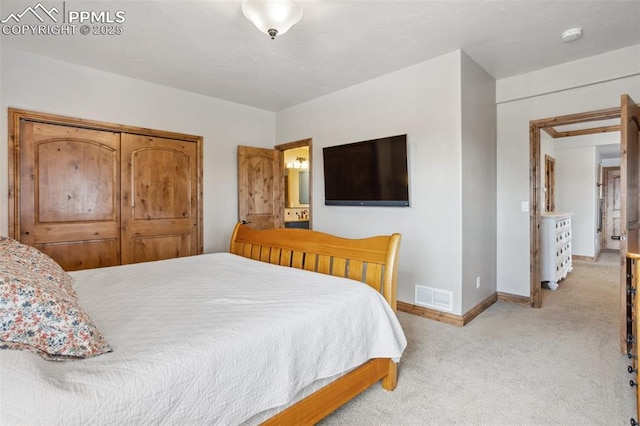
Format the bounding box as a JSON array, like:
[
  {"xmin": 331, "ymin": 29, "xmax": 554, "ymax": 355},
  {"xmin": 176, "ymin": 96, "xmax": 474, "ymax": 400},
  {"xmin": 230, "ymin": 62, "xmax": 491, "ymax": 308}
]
[
  {"xmin": 262, "ymin": 358, "xmax": 395, "ymax": 426},
  {"xmin": 229, "ymin": 223, "xmax": 401, "ymax": 311}
]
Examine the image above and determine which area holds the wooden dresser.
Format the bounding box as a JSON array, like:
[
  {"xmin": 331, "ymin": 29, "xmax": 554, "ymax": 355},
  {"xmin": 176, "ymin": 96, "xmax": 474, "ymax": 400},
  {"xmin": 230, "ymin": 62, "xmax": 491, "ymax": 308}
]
[{"xmin": 540, "ymin": 213, "xmax": 573, "ymax": 290}]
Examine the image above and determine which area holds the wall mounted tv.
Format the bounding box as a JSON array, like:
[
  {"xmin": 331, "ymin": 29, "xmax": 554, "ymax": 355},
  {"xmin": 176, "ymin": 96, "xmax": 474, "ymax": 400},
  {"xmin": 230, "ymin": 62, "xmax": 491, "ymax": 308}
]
[{"xmin": 323, "ymin": 134, "xmax": 409, "ymax": 207}]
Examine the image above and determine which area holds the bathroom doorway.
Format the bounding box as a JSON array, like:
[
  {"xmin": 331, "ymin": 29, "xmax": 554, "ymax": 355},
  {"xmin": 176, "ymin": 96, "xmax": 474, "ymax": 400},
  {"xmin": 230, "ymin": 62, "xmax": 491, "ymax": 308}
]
[{"xmin": 277, "ymin": 139, "xmax": 312, "ymax": 229}]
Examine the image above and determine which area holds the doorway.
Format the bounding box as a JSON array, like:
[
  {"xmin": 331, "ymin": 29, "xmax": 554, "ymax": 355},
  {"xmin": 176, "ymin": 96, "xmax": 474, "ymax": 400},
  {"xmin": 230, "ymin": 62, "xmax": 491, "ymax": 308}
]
[
  {"xmin": 282, "ymin": 145, "xmax": 310, "ymax": 228},
  {"xmin": 603, "ymin": 167, "xmax": 622, "ymax": 251},
  {"xmin": 277, "ymin": 138, "xmax": 312, "ymax": 229},
  {"xmin": 529, "ymin": 96, "xmax": 640, "ymax": 356},
  {"xmin": 238, "ymin": 138, "xmax": 313, "ymax": 229},
  {"xmin": 530, "ymin": 106, "xmax": 621, "ymax": 308},
  {"xmin": 237, "ymin": 138, "xmax": 312, "ymax": 229}
]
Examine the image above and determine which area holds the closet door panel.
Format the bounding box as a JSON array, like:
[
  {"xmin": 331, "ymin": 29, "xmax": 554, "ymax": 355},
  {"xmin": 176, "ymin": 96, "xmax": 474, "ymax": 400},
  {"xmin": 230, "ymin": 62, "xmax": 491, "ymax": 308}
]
[
  {"xmin": 42, "ymin": 239, "xmax": 120, "ymax": 271},
  {"xmin": 18, "ymin": 121, "xmax": 121, "ymax": 271},
  {"xmin": 38, "ymin": 139, "xmax": 116, "ymax": 222},
  {"xmin": 131, "ymin": 235, "xmax": 191, "ymax": 264},
  {"xmin": 121, "ymin": 134, "xmax": 199, "ymax": 264}
]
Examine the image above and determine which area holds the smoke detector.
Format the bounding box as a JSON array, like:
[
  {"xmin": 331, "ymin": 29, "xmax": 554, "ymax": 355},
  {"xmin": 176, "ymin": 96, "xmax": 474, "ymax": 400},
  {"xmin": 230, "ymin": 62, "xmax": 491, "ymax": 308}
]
[{"xmin": 561, "ymin": 28, "xmax": 583, "ymax": 42}]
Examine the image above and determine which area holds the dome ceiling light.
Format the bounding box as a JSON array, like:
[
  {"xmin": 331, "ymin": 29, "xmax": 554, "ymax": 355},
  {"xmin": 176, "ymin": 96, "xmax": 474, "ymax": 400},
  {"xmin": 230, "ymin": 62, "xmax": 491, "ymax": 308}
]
[{"xmin": 242, "ymin": 0, "xmax": 303, "ymax": 40}]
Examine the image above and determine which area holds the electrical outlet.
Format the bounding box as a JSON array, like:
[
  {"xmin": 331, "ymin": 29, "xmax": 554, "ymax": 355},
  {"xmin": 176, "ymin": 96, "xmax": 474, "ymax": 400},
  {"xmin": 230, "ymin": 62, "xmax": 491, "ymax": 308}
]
[{"xmin": 476, "ymin": 276, "xmax": 481, "ymax": 289}]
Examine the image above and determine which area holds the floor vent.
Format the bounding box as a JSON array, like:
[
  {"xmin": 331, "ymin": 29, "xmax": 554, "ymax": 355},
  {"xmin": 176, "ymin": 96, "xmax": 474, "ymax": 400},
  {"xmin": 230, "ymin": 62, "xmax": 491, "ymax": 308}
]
[{"xmin": 415, "ymin": 285, "xmax": 453, "ymax": 312}]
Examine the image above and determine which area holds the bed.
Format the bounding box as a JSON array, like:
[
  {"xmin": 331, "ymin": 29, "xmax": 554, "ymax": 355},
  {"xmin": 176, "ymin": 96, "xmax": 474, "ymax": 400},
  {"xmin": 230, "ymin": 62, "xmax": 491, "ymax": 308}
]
[{"xmin": 0, "ymin": 223, "xmax": 406, "ymax": 425}]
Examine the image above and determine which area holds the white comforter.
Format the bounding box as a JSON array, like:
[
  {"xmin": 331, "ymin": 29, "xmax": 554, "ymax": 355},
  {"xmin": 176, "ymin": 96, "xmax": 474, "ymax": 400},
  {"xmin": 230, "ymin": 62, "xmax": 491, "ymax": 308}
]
[{"xmin": 1, "ymin": 253, "xmax": 407, "ymax": 425}]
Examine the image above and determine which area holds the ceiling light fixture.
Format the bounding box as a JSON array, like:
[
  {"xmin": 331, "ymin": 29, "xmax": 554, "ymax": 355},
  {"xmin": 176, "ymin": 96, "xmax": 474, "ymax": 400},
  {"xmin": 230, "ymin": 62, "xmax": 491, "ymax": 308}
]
[
  {"xmin": 561, "ymin": 27, "xmax": 583, "ymax": 43},
  {"xmin": 242, "ymin": 0, "xmax": 303, "ymax": 40}
]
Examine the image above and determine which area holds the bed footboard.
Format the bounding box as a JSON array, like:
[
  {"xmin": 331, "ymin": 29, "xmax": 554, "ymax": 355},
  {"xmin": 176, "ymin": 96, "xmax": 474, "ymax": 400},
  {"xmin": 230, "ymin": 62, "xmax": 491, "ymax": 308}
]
[
  {"xmin": 229, "ymin": 223, "xmax": 402, "ymax": 424},
  {"xmin": 229, "ymin": 223, "xmax": 401, "ymax": 310}
]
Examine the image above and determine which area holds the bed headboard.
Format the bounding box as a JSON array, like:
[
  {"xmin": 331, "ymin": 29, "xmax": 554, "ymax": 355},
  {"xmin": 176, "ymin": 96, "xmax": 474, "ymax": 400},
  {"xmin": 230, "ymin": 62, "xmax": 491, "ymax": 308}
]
[{"xmin": 229, "ymin": 223, "xmax": 401, "ymax": 311}]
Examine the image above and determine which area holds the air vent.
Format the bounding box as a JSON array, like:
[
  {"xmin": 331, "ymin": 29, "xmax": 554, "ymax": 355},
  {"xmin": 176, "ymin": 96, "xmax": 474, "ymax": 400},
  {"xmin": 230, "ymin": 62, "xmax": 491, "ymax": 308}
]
[{"xmin": 415, "ymin": 285, "xmax": 453, "ymax": 312}]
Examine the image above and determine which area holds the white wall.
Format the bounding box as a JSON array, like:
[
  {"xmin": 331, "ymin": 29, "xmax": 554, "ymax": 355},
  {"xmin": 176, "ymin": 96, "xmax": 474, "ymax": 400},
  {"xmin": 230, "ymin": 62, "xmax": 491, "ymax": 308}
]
[
  {"xmin": 276, "ymin": 50, "xmax": 470, "ymax": 314},
  {"xmin": 460, "ymin": 52, "xmax": 497, "ymax": 313},
  {"xmin": 2, "ymin": 46, "xmax": 498, "ymax": 317},
  {"xmin": 497, "ymin": 44, "xmax": 640, "ymax": 297},
  {"xmin": 4, "ymin": 40, "xmax": 637, "ymax": 310},
  {"xmin": 0, "ymin": 48, "xmax": 276, "ymax": 253},
  {"xmin": 555, "ymin": 146, "xmax": 598, "ymax": 257}
]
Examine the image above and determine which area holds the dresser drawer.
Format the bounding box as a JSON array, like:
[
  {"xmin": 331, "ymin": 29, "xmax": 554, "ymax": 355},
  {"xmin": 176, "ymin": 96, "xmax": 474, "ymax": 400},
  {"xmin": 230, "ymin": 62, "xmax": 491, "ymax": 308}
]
[{"xmin": 541, "ymin": 213, "xmax": 572, "ymax": 289}]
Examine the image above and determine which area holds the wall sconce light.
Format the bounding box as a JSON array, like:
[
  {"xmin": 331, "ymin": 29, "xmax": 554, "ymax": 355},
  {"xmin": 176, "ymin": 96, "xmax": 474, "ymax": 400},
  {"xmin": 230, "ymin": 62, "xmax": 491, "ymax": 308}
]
[
  {"xmin": 286, "ymin": 157, "xmax": 308, "ymax": 169},
  {"xmin": 242, "ymin": 0, "xmax": 303, "ymax": 39}
]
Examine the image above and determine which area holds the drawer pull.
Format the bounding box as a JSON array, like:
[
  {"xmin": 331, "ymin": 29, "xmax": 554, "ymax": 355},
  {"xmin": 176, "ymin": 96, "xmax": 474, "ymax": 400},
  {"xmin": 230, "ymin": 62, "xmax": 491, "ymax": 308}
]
[
  {"xmin": 630, "ymin": 379, "xmax": 637, "ymax": 387},
  {"xmin": 631, "ymin": 418, "xmax": 638, "ymax": 426},
  {"xmin": 629, "ymin": 365, "xmax": 638, "ymax": 374}
]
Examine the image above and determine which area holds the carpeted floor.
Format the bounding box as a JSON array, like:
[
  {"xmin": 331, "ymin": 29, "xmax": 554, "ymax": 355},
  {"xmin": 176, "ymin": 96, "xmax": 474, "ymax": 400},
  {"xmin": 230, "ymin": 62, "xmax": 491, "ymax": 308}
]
[{"xmin": 321, "ymin": 250, "xmax": 636, "ymax": 425}]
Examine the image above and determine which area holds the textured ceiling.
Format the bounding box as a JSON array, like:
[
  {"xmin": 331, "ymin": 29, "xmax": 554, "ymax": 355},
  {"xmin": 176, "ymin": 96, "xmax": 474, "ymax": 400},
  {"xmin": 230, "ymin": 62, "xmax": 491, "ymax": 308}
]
[{"xmin": 2, "ymin": 0, "xmax": 640, "ymax": 111}]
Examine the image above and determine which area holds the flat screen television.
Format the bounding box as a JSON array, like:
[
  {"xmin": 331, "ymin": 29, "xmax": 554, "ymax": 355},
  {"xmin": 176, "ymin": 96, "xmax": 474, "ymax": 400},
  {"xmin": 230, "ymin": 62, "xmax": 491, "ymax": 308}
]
[{"xmin": 322, "ymin": 134, "xmax": 409, "ymax": 207}]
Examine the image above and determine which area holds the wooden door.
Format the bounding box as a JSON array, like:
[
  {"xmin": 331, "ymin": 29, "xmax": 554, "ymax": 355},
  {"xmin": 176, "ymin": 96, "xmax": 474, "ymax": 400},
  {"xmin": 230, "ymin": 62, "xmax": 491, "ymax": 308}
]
[
  {"xmin": 17, "ymin": 121, "xmax": 121, "ymax": 270},
  {"xmin": 237, "ymin": 146, "xmax": 283, "ymax": 229},
  {"xmin": 605, "ymin": 168, "xmax": 621, "ymax": 250},
  {"xmin": 620, "ymin": 94, "xmax": 640, "ymax": 352},
  {"xmin": 544, "ymin": 155, "xmax": 555, "ymax": 212},
  {"xmin": 121, "ymin": 134, "xmax": 199, "ymax": 264}
]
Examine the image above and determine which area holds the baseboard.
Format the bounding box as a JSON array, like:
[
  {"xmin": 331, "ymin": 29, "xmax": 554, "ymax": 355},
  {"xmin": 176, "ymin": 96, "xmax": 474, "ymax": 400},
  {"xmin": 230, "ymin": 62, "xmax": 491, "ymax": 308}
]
[
  {"xmin": 397, "ymin": 301, "xmax": 464, "ymax": 326},
  {"xmin": 572, "ymin": 254, "xmax": 597, "ymax": 262},
  {"xmin": 462, "ymin": 293, "xmax": 498, "ymax": 325},
  {"xmin": 397, "ymin": 293, "xmax": 499, "ymax": 327},
  {"xmin": 497, "ymin": 292, "xmax": 531, "ymax": 306}
]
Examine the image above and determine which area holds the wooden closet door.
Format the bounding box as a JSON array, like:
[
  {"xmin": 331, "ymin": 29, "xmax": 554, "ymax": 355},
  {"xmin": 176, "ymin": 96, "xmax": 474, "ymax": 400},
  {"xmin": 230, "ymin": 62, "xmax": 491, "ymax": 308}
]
[
  {"xmin": 121, "ymin": 134, "xmax": 199, "ymax": 264},
  {"xmin": 18, "ymin": 121, "xmax": 121, "ymax": 270}
]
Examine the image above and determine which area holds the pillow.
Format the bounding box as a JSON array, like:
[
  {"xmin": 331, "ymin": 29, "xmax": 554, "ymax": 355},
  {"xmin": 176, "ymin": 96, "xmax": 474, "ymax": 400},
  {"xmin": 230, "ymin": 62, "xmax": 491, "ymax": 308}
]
[
  {"xmin": 0, "ymin": 255, "xmax": 112, "ymax": 360},
  {"xmin": 0, "ymin": 237, "xmax": 76, "ymax": 297}
]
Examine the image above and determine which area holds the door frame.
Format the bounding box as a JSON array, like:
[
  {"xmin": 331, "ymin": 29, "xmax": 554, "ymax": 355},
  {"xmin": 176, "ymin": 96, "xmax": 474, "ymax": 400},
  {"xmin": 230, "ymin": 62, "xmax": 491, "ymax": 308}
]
[
  {"xmin": 529, "ymin": 106, "xmax": 621, "ymax": 308},
  {"xmin": 276, "ymin": 138, "xmax": 312, "ymax": 229}
]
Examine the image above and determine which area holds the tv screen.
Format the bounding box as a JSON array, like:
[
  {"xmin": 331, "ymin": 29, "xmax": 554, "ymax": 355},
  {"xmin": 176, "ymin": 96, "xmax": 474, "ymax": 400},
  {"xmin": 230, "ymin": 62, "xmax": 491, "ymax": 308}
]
[{"xmin": 323, "ymin": 134, "xmax": 409, "ymax": 207}]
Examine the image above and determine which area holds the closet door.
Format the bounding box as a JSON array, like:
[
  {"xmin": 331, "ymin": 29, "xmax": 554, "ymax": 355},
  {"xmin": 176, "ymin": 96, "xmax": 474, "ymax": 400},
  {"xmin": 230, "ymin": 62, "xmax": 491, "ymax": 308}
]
[
  {"xmin": 121, "ymin": 134, "xmax": 199, "ymax": 264},
  {"xmin": 18, "ymin": 121, "xmax": 121, "ymax": 270}
]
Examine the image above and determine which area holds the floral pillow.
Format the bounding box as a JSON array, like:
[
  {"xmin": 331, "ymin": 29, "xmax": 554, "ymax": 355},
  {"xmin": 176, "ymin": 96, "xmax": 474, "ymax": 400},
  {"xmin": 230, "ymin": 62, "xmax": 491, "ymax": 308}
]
[
  {"xmin": 0, "ymin": 245, "xmax": 112, "ymax": 360},
  {"xmin": 0, "ymin": 237, "xmax": 76, "ymax": 297}
]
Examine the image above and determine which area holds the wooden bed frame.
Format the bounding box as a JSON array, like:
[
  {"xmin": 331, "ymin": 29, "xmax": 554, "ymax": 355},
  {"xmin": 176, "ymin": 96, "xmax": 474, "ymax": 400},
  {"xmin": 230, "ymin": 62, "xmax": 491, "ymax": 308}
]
[{"xmin": 229, "ymin": 223, "xmax": 402, "ymax": 425}]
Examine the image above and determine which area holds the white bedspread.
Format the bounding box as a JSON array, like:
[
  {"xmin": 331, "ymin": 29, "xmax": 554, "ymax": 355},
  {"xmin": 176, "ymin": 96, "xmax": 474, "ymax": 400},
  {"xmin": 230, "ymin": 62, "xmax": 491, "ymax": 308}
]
[{"xmin": 0, "ymin": 253, "xmax": 406, "ymax": 425}]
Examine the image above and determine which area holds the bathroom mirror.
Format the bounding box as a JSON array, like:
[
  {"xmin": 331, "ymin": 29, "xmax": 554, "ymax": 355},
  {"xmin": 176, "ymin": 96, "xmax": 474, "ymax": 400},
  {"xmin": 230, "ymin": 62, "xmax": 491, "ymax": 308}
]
[
  {"xmin": 285, "ymin": 168, "xmax": 309, "ymax": 207},
  {"xmin": 284, "ymin": 147, "xmax": 309, "ymax": 208}
]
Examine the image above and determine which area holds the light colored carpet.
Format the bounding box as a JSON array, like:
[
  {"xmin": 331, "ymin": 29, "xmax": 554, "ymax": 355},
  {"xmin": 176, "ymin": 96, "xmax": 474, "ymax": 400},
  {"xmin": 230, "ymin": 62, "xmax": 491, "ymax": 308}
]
[{"xmin": 321, "ymin": 250, "xmax": 636, "ymax": 425}]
